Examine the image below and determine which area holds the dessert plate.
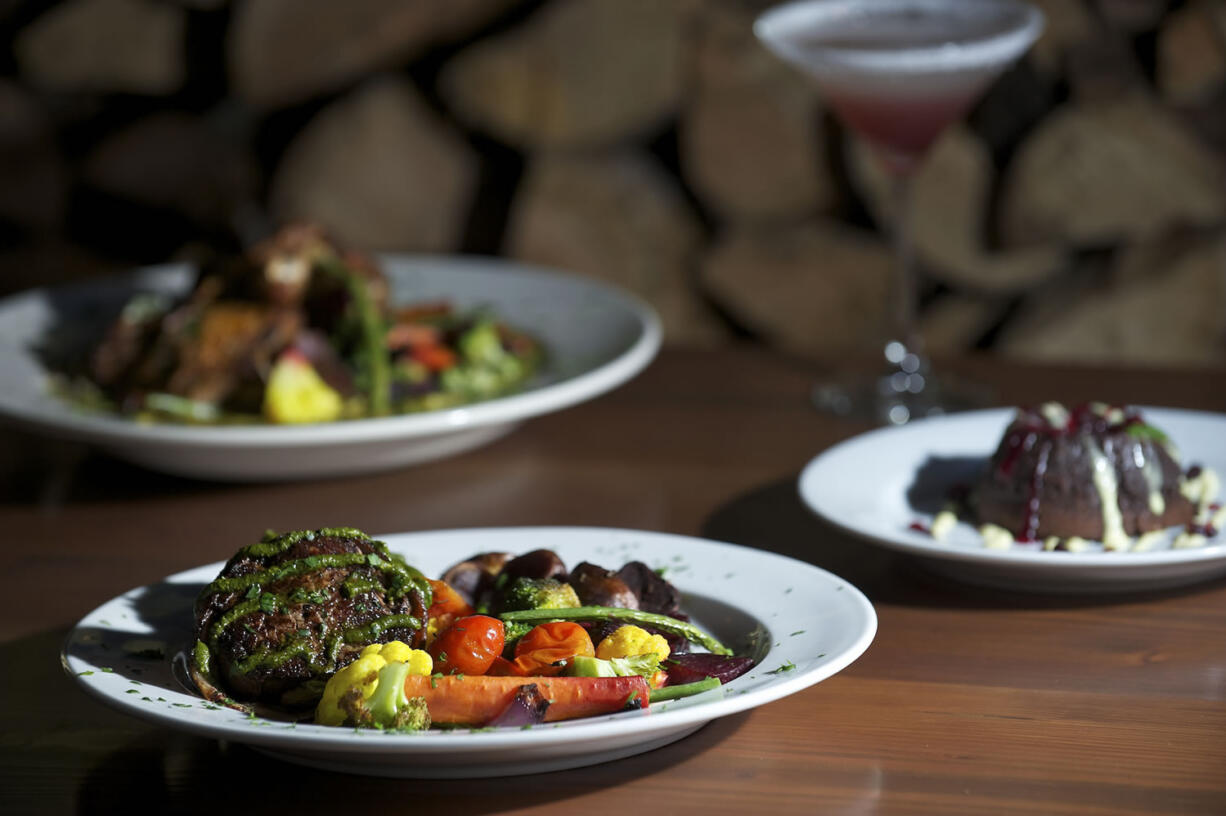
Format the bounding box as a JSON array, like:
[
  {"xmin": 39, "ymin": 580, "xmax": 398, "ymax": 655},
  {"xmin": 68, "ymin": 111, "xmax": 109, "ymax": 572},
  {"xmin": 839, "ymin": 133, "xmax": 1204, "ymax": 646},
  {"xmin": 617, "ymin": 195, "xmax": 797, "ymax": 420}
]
[
  {"xmin": 0, "ymin": 256, "xmax": 660, "ymax": 480},
  {"xmin": 799, "ymin": 407, "xmax": 1226, "ymax": 593},
  {"xmin": 62, "ymin": 527, "xmax": 876, "ymax": 778}
]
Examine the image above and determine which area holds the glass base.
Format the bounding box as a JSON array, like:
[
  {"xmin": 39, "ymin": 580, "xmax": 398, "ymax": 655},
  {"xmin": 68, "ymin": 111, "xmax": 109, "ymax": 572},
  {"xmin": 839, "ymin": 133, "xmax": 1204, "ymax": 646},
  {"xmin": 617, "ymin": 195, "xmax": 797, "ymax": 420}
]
[{"xmin": 812, "ymin": 369, "xmax": 990, "ymax": 425}]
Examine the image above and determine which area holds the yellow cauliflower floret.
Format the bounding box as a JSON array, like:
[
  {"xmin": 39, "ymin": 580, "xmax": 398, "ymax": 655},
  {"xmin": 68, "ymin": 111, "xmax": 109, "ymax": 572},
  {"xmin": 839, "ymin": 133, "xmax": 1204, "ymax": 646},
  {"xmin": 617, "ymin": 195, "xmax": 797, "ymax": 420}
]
[
  {"xmin": 315, "ymin": 641, "xmax": 432, "ymax": 727},
  {"xmin": 595, "ymin": 625, "xmax": 670, "ymax": 662},
  {"xmin": 263, "ymin": 353, "xmax": 343, "ymax": 424},
  {"xmin": 376, "ymin": 640, "xmax": 424, "ymax": 666}
]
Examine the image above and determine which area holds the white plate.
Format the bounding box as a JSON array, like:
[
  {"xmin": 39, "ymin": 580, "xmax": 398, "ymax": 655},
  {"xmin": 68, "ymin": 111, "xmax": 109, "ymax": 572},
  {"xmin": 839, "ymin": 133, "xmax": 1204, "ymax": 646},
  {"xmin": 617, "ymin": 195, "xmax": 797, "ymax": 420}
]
[
  {"xmin": 62, "ymin": 527, "xmax": 876, "ymax": 778},
  {"xmin": 0, "ymin": 256, "xmax": 661, "ymax": 480},
  {"xmin": 799, "ymin": 407, "xmax": 1226, "ymax": 594}
]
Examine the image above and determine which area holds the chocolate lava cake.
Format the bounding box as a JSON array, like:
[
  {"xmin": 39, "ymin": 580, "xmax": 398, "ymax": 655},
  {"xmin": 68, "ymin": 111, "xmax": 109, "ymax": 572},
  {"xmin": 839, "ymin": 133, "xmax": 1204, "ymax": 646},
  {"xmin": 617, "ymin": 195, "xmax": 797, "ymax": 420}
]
[{"xmin": 972, "ymin": 403, "xmax": 1195, "ymax": 546}]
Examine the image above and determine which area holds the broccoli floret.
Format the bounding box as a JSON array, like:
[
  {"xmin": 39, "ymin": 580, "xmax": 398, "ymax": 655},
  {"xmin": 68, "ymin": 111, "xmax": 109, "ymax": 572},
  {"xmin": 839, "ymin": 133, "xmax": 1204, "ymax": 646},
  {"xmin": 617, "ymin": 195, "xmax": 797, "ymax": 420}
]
[
  {"xmin": 502, "ymin": 620, "xmax": 535, "ymax": 647},
  {"xmin": 438, "ymin": 320, "xmax": 529, "ymax": 400},
  {"xmin": 498, "ymin": 577, "xmax": 581, "ymax": 613},
  {"xmin": 369, "ymin": 661, "xmax": 431, "ymax": 730},
  {"xmin": 458, "ymin": 320, "xmax": 506, "ymax": 365}
]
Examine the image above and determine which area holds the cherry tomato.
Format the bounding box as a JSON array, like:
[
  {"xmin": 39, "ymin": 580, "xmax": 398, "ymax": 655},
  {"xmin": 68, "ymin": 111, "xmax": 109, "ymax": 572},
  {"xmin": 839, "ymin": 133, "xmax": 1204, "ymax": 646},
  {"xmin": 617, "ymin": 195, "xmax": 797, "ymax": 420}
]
[
  {"xmin": 484, "ymin": 655, "xmax": 527, "ymax": 677},
  {"xmin": 430, "ymin": 615, "xmax": 505, "ymax": 676},
  {"xmin": 427, "ymin": 579, "xmax": 473, "ymax": 621},
  {"xmin": 512, "ymin": 621, "xmax": 594, "ymax": 676}
]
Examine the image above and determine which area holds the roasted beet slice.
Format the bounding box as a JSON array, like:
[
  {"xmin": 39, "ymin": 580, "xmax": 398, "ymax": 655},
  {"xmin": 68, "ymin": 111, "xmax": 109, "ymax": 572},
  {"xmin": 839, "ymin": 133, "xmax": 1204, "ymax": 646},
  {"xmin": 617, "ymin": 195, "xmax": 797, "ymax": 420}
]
[{"xmin": 663, "ymin": 653, "xmax": 755, "ymax": 686}]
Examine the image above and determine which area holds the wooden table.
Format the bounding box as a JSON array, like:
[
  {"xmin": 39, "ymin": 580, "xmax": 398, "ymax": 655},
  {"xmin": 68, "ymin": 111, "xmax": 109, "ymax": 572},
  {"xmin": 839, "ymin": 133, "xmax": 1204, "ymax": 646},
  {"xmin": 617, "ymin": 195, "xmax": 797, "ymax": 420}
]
[{"xmin": 2, "ymin": 348, "xmax": 1225, "ymax": 815}]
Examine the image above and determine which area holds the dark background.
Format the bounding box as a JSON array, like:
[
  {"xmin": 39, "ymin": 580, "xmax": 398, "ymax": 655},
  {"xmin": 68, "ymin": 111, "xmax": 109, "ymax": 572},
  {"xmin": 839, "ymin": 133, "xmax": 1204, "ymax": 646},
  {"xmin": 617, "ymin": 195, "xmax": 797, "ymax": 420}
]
[{"xmin": 2, "ymin": 0, "xmax": 1225, "ymax": 366}]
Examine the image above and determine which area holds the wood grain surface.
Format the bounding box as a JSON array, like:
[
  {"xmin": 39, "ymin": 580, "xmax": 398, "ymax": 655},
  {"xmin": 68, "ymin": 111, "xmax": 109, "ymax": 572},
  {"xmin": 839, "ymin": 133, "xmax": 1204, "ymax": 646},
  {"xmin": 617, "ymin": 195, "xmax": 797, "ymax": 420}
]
[{"xmin": 2, "ymin": 348, "xmax": 1224, "ymax": 815}]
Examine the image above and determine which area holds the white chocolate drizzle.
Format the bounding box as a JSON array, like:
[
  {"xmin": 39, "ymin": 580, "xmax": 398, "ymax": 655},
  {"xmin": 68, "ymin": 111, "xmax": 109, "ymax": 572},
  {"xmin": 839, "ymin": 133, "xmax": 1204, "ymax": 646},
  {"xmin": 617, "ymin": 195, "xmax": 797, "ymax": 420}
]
[
  {"xmin": 1039, "ymin": 402, "xmax": 1069, "ymax": 429},
  {"xmin": 1083, "ymin": 435, "xmax": 1130, "ymax": 552},
  {"xmin": 1132, "ymin": 531, "xmax": 1167, "ymax": 552},
  {"xmin": 931, "ymin": 509, "xmax": 957, "ymax": 541},
  {"xmin": 1134, "ymin": 443, "xmax": 1166, "ymax": 517},
  {"xmin": 1181, "ymin": 467, "xmax": 1221, "ymax": 510},
  {"xmin": 979, "ymin": 524, "xmax": 1015, "ymax": 550}
]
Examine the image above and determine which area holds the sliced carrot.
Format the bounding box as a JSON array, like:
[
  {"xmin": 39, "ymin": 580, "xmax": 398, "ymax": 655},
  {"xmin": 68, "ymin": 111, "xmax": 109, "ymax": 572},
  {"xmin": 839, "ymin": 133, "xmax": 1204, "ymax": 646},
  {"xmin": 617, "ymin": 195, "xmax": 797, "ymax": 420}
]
[{"xmin": 403, "ymin": 674, "xmax": 650, "ymax": 725}]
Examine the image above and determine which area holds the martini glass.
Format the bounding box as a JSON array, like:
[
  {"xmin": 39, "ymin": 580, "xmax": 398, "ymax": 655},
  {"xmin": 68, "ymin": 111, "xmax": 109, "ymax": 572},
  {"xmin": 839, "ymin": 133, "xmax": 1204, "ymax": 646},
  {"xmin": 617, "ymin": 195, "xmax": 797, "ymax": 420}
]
[{"xmin": 754, "ymin": 0, "xmax": 1044, "ymax": 424}]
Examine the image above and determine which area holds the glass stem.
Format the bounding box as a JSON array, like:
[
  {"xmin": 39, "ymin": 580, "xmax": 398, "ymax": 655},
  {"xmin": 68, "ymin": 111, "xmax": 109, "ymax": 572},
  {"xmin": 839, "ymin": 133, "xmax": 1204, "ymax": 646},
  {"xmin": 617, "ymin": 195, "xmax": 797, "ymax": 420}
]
[
  {"xmin": 889, "ymin": 170, "xmax": 920, "ymax": 369},
  {"xmin": 887, "ymin": 175, "xmax": 921, "ymax": 377}
]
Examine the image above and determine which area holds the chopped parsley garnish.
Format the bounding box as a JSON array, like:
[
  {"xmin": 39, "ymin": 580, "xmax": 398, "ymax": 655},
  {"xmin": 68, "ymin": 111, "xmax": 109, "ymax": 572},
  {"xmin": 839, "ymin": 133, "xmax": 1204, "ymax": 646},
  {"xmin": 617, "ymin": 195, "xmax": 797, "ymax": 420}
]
[
  {"xmin": 790, "ymin": 630, "xmax": 806, "ymax": 636},
  {"xmin": 767, "ymin": 661, "xmax": 797, "ymax": 675},
  {"xmin": 259, "ymin": 593, "xmax": 278, "ymax": 615}
]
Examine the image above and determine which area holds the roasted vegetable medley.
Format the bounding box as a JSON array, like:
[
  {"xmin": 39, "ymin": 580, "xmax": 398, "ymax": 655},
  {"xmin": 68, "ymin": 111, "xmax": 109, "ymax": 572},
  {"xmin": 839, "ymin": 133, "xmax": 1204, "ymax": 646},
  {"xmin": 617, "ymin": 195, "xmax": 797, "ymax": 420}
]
[
  {"xmin": 189, "ymin": 528, "xmax": 756, "ymax": 731},
  {"xmin": 61, "ymin": 224, "xmax": 541, "ymax": 424}
]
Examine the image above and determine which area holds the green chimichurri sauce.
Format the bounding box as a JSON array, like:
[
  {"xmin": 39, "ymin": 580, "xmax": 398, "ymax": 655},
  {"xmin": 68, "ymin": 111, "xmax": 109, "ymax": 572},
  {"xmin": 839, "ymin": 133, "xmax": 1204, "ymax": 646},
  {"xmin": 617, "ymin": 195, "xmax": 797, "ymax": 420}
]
[{"xmin": 196, "ymin": 528, "xmax": 433, "ymax": 697}]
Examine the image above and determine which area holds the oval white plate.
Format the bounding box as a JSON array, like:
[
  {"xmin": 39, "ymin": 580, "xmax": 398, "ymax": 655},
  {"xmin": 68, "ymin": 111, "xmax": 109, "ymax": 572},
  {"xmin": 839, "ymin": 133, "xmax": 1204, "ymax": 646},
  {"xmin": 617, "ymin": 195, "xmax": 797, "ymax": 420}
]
[
  {"xmin": 62, "ymin": 527, "xmax": 876, "ymax": 778},
  {"xmin": 799, "ymin": 407, "xmax": 1226, "ymax": 594},
  {"xmin": 0, "ymin": 256, "xmax": 661, "ymax": 480}
]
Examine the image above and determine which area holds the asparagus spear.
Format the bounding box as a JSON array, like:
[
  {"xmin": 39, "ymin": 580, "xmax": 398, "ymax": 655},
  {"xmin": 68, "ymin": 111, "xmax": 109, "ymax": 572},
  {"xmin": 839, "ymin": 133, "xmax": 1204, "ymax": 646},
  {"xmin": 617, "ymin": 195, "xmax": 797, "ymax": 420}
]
[{"xmin": 498, "ymin": 605, "xmax": 732, "ymax": 655}]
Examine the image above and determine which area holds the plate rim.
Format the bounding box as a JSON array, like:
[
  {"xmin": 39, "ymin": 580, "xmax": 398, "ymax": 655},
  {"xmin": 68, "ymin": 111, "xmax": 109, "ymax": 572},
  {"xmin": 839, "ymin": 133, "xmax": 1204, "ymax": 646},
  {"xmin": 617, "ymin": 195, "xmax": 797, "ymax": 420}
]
[
  {"xmin": 62, "ymin": 526, "xmax": 878, "ymax": 759},
  {"xmin": 798, "ymin": 405, "xmax": 1226, "ymax": 570},
  {"xmin": 0, "ymin": 255, "xmax": 663, "ymax": 448}
]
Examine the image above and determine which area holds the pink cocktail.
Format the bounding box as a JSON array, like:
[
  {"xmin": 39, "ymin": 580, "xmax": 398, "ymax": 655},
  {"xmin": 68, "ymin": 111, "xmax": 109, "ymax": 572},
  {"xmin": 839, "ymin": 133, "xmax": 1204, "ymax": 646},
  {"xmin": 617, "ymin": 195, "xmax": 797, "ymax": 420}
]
[
  {"xmin": 822, "ymin": 89, "xmax": 979, "ymax": 172},
  {"xmin": 755, "ymin": 0, "xmax": 1044, "ymax": 423}
]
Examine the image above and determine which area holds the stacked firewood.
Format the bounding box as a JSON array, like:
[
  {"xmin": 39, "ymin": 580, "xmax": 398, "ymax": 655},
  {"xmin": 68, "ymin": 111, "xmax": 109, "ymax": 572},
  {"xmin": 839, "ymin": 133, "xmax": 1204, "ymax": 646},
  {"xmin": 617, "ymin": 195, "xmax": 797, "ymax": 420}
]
[{"xmin": 3, "ymin": 0, "xmax": 1224, "ymax": 365}]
